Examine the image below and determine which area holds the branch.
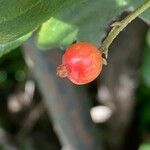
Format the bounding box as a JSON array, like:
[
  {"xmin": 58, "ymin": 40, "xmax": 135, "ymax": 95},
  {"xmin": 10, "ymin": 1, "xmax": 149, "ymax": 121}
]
[
  {"xmin": 101, "ymin": 0, "xmax": 150, "ymax": 58},
  {"xmin": 22, "ymin": 37, "xmax": 103, "ymax": 150}
]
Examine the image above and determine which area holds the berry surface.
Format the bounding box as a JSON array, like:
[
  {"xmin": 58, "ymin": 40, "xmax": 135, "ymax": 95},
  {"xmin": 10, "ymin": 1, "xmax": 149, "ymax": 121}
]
[{"xmin": 57, "ymin": 42, "xmax": 103, "ymax": 85}]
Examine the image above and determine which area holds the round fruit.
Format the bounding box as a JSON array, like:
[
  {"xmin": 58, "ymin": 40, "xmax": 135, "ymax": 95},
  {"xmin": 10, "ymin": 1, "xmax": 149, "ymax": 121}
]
[{"xmin": 56, "ymin": 42, "xmax": 103, "ymax": 85}]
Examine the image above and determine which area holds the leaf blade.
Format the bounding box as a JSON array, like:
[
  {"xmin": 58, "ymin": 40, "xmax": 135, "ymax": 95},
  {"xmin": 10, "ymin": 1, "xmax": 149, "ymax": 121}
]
[
  {"xmin": 0, "ymin": 0, "xmax": 78, "ymax": 43},
  {"xmin": 0, "ymin": 32, "xmax": 32, "ymax": 57}
]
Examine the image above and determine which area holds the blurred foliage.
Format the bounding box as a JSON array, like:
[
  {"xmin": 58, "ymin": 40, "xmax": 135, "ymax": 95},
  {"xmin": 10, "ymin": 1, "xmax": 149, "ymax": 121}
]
[
  {"xmin": 139, "ymin": 143, "xmax": 150, "ymax": 150},
  {"xmin": 137, "ymin": 84, "xmax": 150, "ymax": 132},
  {"xmin": 141, "ymin": 30, "xmax": 150, "ymax": 87},
  {"xmin": 0, "ymin": 0, "xmax": 149, "ymax": 57},
  {"xmin": 37, "ymin": 0, "xmax": 150, "ymax": 50},
  {"xmin": 0, "ymin": 47, "xmax": 61, "ymax": 149},
  {"xmin": 136, "ymin": 29, "xmax": 150, "ymax": 149},
  {"xmin": 147, "ymin": 29, "xmax": 150, "ymax": 47},
  {"xmin": 0, "ymin": 47, "xmax": 27, "ymax": 134},
  {"xmin": 0, "ymin": 48, "xmax": 26, "ymax": 90}
]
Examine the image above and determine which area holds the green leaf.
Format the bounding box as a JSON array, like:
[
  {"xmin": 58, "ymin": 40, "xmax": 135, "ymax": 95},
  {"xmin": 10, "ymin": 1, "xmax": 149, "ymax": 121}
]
[
  {"xmin": 37, "ymin": 0, "xmax": 124, "ymax": 49},
  {"xmin": 0, "ymin": 32, "xmax": 32, "ymax": 57},
  {"xmin": 37, "ymin": 0, "xmax": 150, "ymax": 50},
  {"xmin": 37, "ymin": 17, "xmax": 78, "ymax": 49},
  {"xmin": 0, "ymin": 0, "xmax": 77, "ymax": 44}
]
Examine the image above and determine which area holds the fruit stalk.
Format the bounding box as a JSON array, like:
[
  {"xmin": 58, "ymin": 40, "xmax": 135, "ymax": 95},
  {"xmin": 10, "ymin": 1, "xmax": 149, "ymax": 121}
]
[{"xmin": 101, "ymin": 0, "xmax": 150, "ymax": 58}]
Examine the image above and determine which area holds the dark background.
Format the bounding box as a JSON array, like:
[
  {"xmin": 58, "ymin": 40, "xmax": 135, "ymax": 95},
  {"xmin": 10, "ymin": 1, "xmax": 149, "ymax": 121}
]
[{"xmin": 0, "ymin": 16, "xmax": 150, "ymax": 150}]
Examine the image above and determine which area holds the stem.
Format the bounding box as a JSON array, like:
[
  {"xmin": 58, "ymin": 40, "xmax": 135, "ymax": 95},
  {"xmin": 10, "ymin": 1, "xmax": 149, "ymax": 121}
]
[{"xmin": 101, "ymin": 0, "xmax": 150, "ymax": 58}]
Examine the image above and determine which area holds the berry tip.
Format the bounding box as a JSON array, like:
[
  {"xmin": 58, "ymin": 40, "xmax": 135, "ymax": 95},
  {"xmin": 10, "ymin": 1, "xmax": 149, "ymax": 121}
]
[{"xmin": 56, "ymin": 64, "xmax": 70, "ymax": 78}]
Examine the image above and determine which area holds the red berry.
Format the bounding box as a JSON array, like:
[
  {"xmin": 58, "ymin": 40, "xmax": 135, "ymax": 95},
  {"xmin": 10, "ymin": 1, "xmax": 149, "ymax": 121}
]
[{"xmin": 57, "ymin": 42, "xmax": 103, "ymax": 85}]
